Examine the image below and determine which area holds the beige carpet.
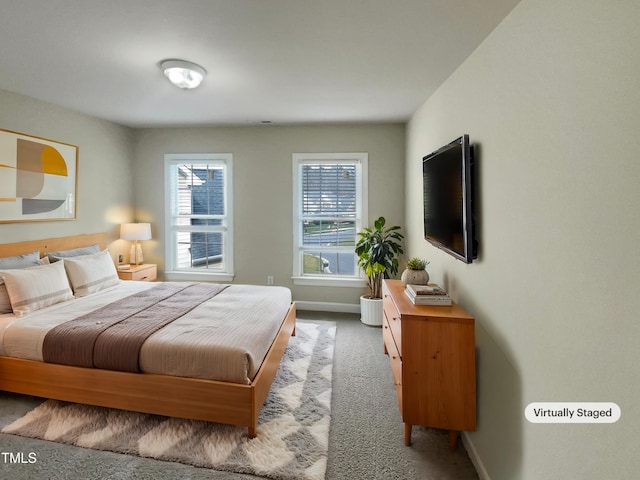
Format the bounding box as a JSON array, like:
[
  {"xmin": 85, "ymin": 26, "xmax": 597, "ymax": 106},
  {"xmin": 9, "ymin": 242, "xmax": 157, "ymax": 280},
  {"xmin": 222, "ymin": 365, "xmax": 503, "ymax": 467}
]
[{"xmin": 2, "ymin": 321, "xmax": 335, "ymax": 480}]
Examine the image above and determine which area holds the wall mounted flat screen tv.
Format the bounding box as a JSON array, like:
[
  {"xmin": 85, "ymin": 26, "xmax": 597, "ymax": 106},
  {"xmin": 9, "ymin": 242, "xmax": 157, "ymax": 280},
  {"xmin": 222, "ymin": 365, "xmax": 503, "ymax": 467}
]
[{"xmin": 422, "ymin": 135, "xmax": 477, "ymax": 263}]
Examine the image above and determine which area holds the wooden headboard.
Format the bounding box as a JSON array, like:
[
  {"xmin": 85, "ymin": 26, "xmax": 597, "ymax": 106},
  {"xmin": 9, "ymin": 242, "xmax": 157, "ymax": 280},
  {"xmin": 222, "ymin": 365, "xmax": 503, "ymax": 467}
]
[{"xmin": 0, "ymin": 233, "xmax": 107, "ymax": 259}]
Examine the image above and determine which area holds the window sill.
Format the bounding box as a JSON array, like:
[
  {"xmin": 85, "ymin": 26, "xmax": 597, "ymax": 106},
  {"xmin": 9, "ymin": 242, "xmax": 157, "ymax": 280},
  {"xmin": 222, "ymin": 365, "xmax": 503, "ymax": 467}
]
[
  {"xmin": 164, "ymin": 271, "xmax": 235, "ymax": 283},
  {"xmin": 292, "ymin": 276, "xmax": 367, "ymax": 288}
]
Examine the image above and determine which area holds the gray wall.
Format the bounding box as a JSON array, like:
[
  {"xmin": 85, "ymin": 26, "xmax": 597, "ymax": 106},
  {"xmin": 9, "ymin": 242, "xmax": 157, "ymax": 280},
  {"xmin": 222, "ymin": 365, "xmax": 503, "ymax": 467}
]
[
  {"xmin": 133, "ymin": 124, "xmax": 405, "ymax": 306},
  {"xmin": 405, "ymin": 0, "xmax": 640, "ymax": 478},
  {"xmin": 0, "ymin": 89, "xmax": 134, "ymax": 252}
]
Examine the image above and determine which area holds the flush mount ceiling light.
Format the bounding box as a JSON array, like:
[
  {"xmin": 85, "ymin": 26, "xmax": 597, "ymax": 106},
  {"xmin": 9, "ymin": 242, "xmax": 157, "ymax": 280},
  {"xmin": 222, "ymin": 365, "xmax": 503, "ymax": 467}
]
[{"xmin": 160, "ymin": 59, "xmax": 206, "ymax": 89}]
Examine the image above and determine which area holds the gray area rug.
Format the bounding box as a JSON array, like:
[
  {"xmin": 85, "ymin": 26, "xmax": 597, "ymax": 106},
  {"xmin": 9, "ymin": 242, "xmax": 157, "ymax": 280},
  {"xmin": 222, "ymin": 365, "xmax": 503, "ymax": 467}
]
[{"xmin": 2, "ymin": 321, "xmax": 335, "ymax": 480}]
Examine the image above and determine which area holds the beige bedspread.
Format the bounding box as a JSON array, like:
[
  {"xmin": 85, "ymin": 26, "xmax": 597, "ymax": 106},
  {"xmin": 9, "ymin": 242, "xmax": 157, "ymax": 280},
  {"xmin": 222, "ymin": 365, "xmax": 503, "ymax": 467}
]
[{"xmin": 0, "ymin": 281, "xmax": 292, "ymax": 384}]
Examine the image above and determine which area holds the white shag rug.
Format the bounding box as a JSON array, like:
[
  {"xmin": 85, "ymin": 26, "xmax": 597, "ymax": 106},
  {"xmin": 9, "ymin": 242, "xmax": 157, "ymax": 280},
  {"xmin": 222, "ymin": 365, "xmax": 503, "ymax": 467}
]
[{"xmin": 2, "ymin": 321, "xmax": 335, "ymax": 480}]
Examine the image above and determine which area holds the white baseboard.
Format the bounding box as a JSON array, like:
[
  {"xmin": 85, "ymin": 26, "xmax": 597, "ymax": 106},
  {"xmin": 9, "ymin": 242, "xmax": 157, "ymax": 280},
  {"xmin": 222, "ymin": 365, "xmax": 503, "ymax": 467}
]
[
  {"xmin": 295, "ymin": 301, "xmax": 360, "ymax": 314},
  {"xmin": 462, "ymin": 432, "xmax": 490, "ymax": 480}
]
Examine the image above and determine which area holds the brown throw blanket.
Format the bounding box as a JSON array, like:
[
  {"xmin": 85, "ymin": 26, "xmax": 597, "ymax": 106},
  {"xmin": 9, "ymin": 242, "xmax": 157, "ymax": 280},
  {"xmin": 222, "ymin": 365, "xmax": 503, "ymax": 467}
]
[{"xmin": 42, "ymin": 282, "xmax": 228, "ymax": 372}]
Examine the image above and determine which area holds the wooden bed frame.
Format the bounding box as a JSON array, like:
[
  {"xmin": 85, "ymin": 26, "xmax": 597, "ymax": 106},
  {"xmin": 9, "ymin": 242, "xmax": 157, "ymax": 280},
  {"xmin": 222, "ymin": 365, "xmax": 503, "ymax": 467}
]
[{"xmin": 0, "ymin": 233, "xmax": 296, "ymax": 437}]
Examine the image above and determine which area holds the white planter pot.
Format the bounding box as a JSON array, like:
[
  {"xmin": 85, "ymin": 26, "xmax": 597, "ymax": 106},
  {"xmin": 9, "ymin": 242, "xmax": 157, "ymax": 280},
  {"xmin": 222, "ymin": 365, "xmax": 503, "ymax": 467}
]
[{"xmin": 360, "ymin": 295, "xmax": 383, "ymax": 327}]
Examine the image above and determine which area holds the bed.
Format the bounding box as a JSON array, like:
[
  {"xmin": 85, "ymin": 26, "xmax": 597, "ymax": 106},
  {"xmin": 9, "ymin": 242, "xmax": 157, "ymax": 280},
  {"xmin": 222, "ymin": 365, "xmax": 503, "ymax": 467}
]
[{"xmin": 0, "ymin": 233, "xmax": 296, "ymax": 438}]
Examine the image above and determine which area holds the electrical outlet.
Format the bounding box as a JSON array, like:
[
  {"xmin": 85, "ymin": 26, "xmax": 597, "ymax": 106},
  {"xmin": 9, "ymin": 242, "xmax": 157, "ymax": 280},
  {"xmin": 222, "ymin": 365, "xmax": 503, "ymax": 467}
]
[
  {"xmin": 118, "ymin": 254, "xmax": 124, "ymax": 263},
  {"xmin": 267, "ymin": 275, "xmax": 274, "ymax": 285}
]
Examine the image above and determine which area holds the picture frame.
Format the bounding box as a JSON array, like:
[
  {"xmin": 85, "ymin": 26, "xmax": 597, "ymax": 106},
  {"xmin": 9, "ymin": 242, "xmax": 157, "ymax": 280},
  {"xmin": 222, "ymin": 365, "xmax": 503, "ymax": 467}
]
[{"xmin": 0, "ymin": 129, "xmax": 78, "ymax": 223}]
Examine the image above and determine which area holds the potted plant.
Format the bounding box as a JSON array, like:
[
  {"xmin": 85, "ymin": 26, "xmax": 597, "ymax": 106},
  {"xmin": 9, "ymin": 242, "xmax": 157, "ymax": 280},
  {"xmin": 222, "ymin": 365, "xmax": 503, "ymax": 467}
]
[
  {"xmin": 355, "ymin": 216, "xmax": 404, "ymax": 326},
  {"xmin": 401, "ymin": 257, "xmax": 430, "ymax": 286}
]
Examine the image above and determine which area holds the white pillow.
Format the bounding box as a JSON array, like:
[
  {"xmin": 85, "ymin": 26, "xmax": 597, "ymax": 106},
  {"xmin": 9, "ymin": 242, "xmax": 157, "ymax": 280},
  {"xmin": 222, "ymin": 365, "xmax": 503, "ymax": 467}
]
[
  {"xmin": 63, "ymin": 250, "xmax": 119, "ymax": 297},
  {"xmin": 0, "ymin": 261, "xmax": 73, "ymax": 317},
  {"xmin": 0, "ymin": 251, "xmax": 47, "ymax": 314}
]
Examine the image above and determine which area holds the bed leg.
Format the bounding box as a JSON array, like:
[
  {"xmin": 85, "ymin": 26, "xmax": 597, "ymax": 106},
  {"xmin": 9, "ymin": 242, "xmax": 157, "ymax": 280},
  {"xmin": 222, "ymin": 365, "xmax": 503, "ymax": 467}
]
[
  {"xmin": 248, "ymin": 425, "xmax": 257, "ymax": 438},
  {"xmin": 449, "ymin": 430, "xmax": 458, "ymax": 451}
]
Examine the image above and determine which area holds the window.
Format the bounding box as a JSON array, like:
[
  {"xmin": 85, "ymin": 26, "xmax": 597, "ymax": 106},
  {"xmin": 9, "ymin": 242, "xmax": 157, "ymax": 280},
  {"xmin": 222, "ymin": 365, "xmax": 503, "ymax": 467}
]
[
  {"xmin": 164, "ymin": 154, "xmax": 233, "ymax": 281},
  {"xmin": 292, "ymin": 153, "xmax": 368, "ymax": 286}
]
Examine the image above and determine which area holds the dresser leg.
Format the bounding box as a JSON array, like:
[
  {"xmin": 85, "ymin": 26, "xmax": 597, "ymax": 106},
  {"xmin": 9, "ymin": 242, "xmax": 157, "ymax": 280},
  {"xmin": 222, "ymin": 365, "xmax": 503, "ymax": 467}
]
[
  {"xmin": 404, "ymin": 423, "xmax": 412, "ymax": 446},
  {"xmin": 449, "ymin": 430, "xmax": 458, "ymax": 451}
]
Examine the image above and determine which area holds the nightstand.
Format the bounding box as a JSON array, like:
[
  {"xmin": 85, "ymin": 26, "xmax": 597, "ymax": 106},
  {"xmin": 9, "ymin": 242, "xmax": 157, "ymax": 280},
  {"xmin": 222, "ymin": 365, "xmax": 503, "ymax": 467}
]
[{"xmin": 117, "ymin": 264, "xmax": 157, "ymax": 282}]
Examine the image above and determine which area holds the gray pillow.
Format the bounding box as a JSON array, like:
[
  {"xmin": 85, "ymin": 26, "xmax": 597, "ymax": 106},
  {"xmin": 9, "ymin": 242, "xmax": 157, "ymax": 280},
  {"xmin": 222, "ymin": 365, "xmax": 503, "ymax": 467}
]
[
  {"xmin": 47, "ymin": 244, "xmax": 100, "ymax": 263},
  {"xmin": 0, "ymin": 250, "xmax": 42, "ymax": 269}
]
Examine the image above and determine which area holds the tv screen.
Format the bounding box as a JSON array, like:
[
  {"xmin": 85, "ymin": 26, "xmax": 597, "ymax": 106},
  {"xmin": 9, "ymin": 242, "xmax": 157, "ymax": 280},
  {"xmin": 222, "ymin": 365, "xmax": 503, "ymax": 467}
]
[{"xmin": 422, "ymin": 135, "xmax": 477, "ymax": 263}]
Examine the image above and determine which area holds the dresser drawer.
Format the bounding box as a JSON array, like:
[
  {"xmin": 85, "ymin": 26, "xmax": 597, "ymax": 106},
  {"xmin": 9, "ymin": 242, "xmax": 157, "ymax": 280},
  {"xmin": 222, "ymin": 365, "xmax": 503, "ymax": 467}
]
[
  {"xmin": 383, "ymin": 293, "xmax": 402, "ymax": 355},
  {"xmin": 383, "ymin": 316, "xmax": 402, "ymax": 382},
  {"xmin": 383, "ymin": 315, "xmax": 403, "ymax": 414}
]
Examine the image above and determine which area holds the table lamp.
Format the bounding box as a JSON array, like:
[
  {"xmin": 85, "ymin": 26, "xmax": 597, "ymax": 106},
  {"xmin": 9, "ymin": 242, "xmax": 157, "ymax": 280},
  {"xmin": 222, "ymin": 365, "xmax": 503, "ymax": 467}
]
[{"xmin": 120, "ymin": 223, "xmax": 152, "ymax": 265}]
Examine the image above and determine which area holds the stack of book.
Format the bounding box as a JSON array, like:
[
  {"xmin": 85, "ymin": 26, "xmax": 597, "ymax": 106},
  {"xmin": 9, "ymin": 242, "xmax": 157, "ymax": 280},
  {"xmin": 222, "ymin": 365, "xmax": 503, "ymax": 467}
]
[{"xmin": 404, "ymin": 284, "xmax": 452, "ymax": 306}]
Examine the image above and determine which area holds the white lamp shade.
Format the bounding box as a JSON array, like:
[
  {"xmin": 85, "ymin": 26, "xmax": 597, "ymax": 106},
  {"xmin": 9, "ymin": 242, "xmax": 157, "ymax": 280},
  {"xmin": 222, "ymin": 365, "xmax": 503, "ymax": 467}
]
[{"xmin": 120, "ymin": 223, "xmax": 152, "ymax": 241}]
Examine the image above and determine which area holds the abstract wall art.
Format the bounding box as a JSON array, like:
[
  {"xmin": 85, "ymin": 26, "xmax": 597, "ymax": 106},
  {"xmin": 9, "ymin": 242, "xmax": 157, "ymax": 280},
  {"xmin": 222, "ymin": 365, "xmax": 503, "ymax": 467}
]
[{"xmin": 0, "ymin": 129, "xmax": 78, "ymax": 223}]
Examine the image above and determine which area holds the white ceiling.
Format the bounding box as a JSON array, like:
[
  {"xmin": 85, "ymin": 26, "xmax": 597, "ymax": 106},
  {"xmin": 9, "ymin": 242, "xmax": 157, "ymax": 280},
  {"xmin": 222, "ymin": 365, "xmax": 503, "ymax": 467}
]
[{"xmin": 0, "ymin": 0, "xmax": 520, "ymax": 128}]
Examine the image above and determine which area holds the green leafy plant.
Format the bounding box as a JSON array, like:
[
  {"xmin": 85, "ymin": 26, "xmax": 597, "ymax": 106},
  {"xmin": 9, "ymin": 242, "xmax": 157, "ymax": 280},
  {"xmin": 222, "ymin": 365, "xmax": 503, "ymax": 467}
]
[
  {"xmin": 406, "ymin": 257, "xmax": 429, "ymax": 270},
  {"xmin": 355, "ymin": 216, "xmax": 404, "ymax": 299}
]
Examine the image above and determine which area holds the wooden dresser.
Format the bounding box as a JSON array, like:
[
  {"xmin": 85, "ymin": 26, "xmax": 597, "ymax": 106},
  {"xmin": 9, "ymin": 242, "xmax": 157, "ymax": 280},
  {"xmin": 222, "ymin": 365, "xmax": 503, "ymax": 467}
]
[{"xmin": 382, "ymin": 279, "xmax": 476, "ymax": 448}]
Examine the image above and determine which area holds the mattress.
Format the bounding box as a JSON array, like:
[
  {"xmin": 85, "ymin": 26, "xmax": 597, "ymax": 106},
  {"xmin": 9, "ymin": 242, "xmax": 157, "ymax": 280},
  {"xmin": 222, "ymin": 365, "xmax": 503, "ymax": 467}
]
[{"xmin": 0, "ymin": 281, "xmax": 292, "ymax": 384}]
